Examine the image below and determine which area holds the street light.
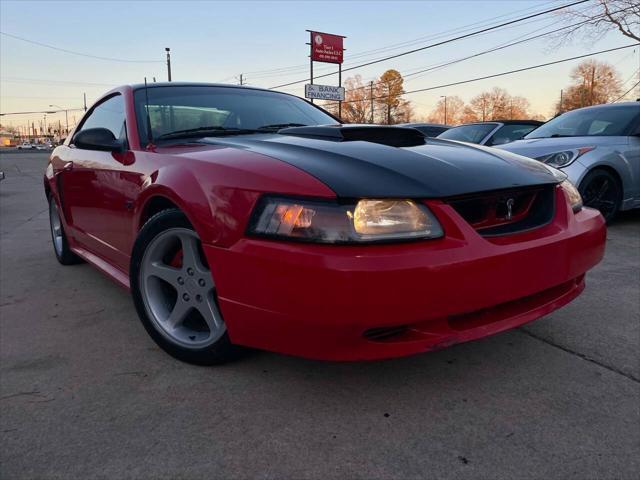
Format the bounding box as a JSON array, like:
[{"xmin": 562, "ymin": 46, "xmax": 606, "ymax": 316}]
[
  {"xmin": 49, "ymin": 105, "xmax": 69, "ymax": 136},
  {"xmin": 440, "ymin": 95, "xmax": 448, "ymax": 125}
]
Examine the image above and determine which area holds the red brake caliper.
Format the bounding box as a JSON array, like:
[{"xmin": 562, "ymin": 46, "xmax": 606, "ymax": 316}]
[{"xmin": 168, "ymin": 249, "xmax": 183, "ymax": 269}]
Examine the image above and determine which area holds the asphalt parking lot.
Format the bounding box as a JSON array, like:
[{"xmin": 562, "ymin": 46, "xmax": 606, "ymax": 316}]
[{"xmin": 1, "ymin": 151, "xmax": 638, "ymax": 480}]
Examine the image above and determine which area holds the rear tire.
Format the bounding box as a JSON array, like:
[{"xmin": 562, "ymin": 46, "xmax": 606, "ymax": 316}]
[
  {"xmin": 48, "ymin": 196, "xmax": 82, "ymax": 265},
  {"xmin": 130, "ymin": 209, "xmax": 237, "ymax": 365},
  {"xmin": 578, "ymin": 169, "xmax": 622, "ymax": 223}
]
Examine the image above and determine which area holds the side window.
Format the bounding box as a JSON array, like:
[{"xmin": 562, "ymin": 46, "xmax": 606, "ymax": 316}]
[
  {"xmin": 488, "ymin": 124, "xmax": 538, "ymax": 146},
  {"xmin": 75, "ymin": 94, "xmax": 126, "ymax": 142}
]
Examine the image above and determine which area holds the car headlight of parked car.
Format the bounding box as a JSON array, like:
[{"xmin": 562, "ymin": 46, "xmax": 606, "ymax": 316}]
[
  {"xmin": 559, "ymin": 179, "xmax": 583, "ymax": 212},
  {"xmin": 248, "ymin": 197, "xmax": 444, "ymax": 243},
  {"xmin": 535, "ymin": 147, "xmax": 595, "ymax": 168}
]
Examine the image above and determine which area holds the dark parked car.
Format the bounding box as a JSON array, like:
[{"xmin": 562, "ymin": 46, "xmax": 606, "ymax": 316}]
[
  {"xmin": 397, "ymin": 123, "xmax": 451, "ymax": 137},
  {"xmin": 437, "ymin": 120, "xmax": 544, "ymax": 146}
]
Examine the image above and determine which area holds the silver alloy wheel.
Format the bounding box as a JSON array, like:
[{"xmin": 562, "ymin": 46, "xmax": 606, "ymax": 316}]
[
  {"xmin": 49, "ymin": 198, "xmax": 64, "ymax": 256},
  {"xmin": 139, "ymin": 228, "xmax": 226, "ymax": 349}
]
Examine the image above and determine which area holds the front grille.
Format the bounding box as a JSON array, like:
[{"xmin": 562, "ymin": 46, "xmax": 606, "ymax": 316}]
[{"xmin": 446, "ymin": 184, "xmax": 555, "ymax": 236}]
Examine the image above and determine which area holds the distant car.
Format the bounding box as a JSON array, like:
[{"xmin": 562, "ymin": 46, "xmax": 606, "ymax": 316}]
[
  {"xmin": 17, "ymin": 142, "xmax": 34, "ymax": 149},
  {"xmin": 497, "ymin": 102, "xmax": 640, "ymax": 222},
  {"xmin": 397, "ymin": 123, "xmax": 451, "ymax": 137},
  {"xmin": 437, "ymin": 120, "xmax": 544, "ymax": 146},
  {"xmin": 35, "ymin": 144, "xmax": 50, "ymax": 150}
]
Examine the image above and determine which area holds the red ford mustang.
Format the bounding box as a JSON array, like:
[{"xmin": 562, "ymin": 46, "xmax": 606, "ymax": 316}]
[{"xmin": 44, "ymin": 83, "xmax": 606, "ymax": 364}]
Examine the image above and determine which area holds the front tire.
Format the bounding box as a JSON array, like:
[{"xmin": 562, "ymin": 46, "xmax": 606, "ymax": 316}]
[
  {"xmin": 48, "ymin": 196, "xmax": 82, "ymax": 265},
  {"xmin": 130, "ymin": 209, "xmax": 236, "ymax": 365},
  {"xmin": 578, "ymin": 169, "xmax": 622, "ymax": 223}
]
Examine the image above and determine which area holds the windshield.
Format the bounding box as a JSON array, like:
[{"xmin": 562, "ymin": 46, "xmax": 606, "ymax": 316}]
[
  {"xmin": 525, "ymin": 105, "xmax": 640, "ymax": 139},
  {"xmin": 437, "ymin": 123, "xmax": 497, "ymax": 144},
  {"xmin": 134, "ymin": 85, "xmax": 338, "ymax": 145}
]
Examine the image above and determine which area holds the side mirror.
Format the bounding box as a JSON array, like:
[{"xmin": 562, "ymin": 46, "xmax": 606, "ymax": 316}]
[{"xmin": 74, "ymin": 128, "xmax": 124, "ymax": 152}]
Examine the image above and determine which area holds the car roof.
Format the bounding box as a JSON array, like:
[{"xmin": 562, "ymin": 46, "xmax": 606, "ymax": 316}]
[
  {"xmin": 397, "ymin": 122, "xmax": 451, "ymax": 128},
  {"xmin": 128, "ymin": 81, "xmax": 276, "ymax": 95},
  {"xmin": 562, "ymin": 102, "xmax": 639, "ymax": 112},
  {"xmin": 453, "ymin": 120, "xmax": 543, "ymax": 127}
]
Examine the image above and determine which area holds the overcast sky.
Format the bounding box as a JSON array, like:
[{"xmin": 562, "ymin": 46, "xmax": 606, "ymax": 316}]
[{"xmin": 1, "ymin": 0, "xmax": 638, "ymax": 129}]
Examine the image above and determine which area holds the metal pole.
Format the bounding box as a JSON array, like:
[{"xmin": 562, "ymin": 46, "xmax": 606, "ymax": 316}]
[
  {"xmin": 370, "ymin": 81, "xmax": 374, "ymax": 123},
  {"xmin": 309, "ymin": 32, "xmax": 314, "ymax": 104},
  {"xmin": 338, "ymin": 63, "xmax": 342, "ymax": 120},
  {"xmin": 83, "ymin": 93, "xmax": 87, "ymax": 112},
  {"xmin": 559, "ymin": 89, "xmax": 563, "ymax": 114},
  {"xmin": 166, "ymin": 47, "xmax": 172, "ymax": 82},
  {"xmin": 441, "ymin": 96, "xmax": 447, "ymax": 124},
  {"xmin": 239, "ymin": 73, "xmax": 243, "ymax": 85},
  {"xmin": 65, "ymin": 110, "xmax": 69, "ymax": 135}
]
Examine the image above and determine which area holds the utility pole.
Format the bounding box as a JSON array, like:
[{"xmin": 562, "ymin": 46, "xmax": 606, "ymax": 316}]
[
  {"xmin": 559, "ymin": 89, "xmax": 563, "ymax": 114},
  {"xmin": 338, "ymin": 63, "xmax": 342, "ymax": 120},
  {"xmin": 239, "ymin": 74, "xmax": 244, "ymax": 85},
  {"xmin": 482, "ymin": 97, "xmax": 486, "ymax": 122},
  {"xmin": 370, "ymin": 81, "xmax": 374, "ymax": 124},
  {"xmin": 440, "ymin": 95, "xmax": 447, "ymax": 124},
  {"xmin": 50, "ymin": 105, "xmax": 69, "ymax": 135},
  {"xmin": 589, "ymin": 64, "xmax": 595, "ymax": 105},
  {"xmin": 83, "ymin": 93, "xmax": 87, "ymax": 112},
  {"xmin": 166, "ymin": 47, "xmax": 172, "ymax": 82}
]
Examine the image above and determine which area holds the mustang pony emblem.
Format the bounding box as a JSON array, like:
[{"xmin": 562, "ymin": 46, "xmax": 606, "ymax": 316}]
[{"xmin": 505, "ymin": 198, "xmax": 515, "ymax": 221}]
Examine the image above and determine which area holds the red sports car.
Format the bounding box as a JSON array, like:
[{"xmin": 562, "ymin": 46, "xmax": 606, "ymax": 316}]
[{"xmin": 45, "ymin": 83, "xmax": 606, "ymax": 365}]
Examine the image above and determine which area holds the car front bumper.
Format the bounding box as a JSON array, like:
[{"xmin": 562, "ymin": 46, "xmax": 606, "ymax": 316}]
[{"xmin": 203, "ymin": 187, "xmax": 606, "ymax": 361}]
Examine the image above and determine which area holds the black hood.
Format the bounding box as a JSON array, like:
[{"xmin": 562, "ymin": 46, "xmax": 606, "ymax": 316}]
[{"xmin": 202, "ymin": 125, "xmax": 559, "ymax": 198}]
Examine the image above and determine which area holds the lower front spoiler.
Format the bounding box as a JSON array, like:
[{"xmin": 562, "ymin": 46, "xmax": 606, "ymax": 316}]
[{"xmin": 217, "ymin": 275, "xmax": 585, "ymax": 361}]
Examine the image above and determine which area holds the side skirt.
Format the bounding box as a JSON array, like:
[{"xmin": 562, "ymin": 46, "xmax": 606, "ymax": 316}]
[{"xmin": 70, "ymin": 246, "xmax": 131, "ymax": 290}]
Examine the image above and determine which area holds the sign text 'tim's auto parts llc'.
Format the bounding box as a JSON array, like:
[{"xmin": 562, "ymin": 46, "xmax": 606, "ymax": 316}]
[{"xmin": 311, "ymin": 32, "xmax": 344, "ymax": 64}]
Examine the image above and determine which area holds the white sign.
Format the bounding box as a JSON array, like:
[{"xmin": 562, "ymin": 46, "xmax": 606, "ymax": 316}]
[{"xmin": 305, "ymin": 84, "xmax": 345, "ymax": 101}]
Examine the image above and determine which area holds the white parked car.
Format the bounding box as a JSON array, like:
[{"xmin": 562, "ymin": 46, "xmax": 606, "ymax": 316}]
[{"xmin": 17, "ymin": 142, "xmax": 34, "ymax": 149}]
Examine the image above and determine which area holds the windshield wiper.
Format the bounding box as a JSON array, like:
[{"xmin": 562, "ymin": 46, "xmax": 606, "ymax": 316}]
[
  {"xmin": 156, "ymin": 126, "xmax": 260, "ymax": 141},
  {"xmin": 527, "ymin": 134, "xmax": 576, "ymax": 139},
  {"xmin": 256, "ymin": 123, "xmax": 308, "ymax": 131}
]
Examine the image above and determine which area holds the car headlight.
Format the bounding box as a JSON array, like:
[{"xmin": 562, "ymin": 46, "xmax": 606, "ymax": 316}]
[
  {"xmin": 535, "ymin": 147, "xmax": 595, "ymax": 168},
  {"xmin": 559, "ymin": 179, "xmax": 582, "ymax": 213},
  {"xmin": 248, "ymin": 197, "xmax": 443, "ymax": 243}
]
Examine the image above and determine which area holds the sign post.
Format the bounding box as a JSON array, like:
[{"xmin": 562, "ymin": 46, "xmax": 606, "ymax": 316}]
[{"xmin": 305, "ymin": 30, "xmax": 345, "ymax": 117}]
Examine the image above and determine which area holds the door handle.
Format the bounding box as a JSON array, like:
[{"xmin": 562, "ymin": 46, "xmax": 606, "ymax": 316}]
[{"xmin": 62, "ymin": 161, "xmax": 74, "ymax": 172}]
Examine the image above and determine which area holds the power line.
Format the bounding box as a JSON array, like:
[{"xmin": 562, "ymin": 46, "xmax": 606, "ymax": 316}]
[
  {"xmin": 0, "ymin": 108, "xmax": 85, "ymax": 116},
  {"xmin": 268, "ymin": 0, "xmax": 590, "ymax": 89},
  {"xmin": 613, "ymin": 80, "xmax": 640, "ymax": 102},
  {"xmin": 340, "ymin": 15, "xmax": 605, "ymax": 96},
  {"xmin": 244, "ymin": 0, "xmax": 563, "ymax": 79},
  {"xmin": 0, "ymin": 77, "xmax": 115, "ymax": 87},
  {"xmin": 0, "ymin": 31, "xmax": 163, "ymax": 63},
  {"xmin": 335, "ymin": 44, "xmax": 638, "ymax": 104}
]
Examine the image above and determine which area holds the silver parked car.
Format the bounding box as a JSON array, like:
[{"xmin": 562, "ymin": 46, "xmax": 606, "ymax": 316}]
[{"xmin": 497, "ymin": 102, "xmax": 640, "ymax": 222}]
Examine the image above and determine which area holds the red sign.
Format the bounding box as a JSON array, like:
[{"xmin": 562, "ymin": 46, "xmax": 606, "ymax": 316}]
[{"xmin": 310, "ymin": 32, "xmax": 344, "ymax": 64}]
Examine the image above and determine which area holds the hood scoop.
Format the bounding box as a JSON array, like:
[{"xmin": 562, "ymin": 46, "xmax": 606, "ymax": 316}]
[{"xmin": 278, "ymin": 124, "xmax": 426, "ymax": 147}]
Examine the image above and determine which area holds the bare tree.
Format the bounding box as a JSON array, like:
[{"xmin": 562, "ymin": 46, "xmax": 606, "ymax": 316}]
[
  {"xmin": 556, "ymin": 59, "xmax": 622, "ymax": 111},
  {"xmin": 426, "ymin": 96, "xmax": 465, "ymax": 125},
  {"xmin": 553, "ymin": 0, "xmax": 639, "ymax": 44},
  {"xmin": 466, "ymin": 88, "xmax": 533, "ymax": 121}
]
